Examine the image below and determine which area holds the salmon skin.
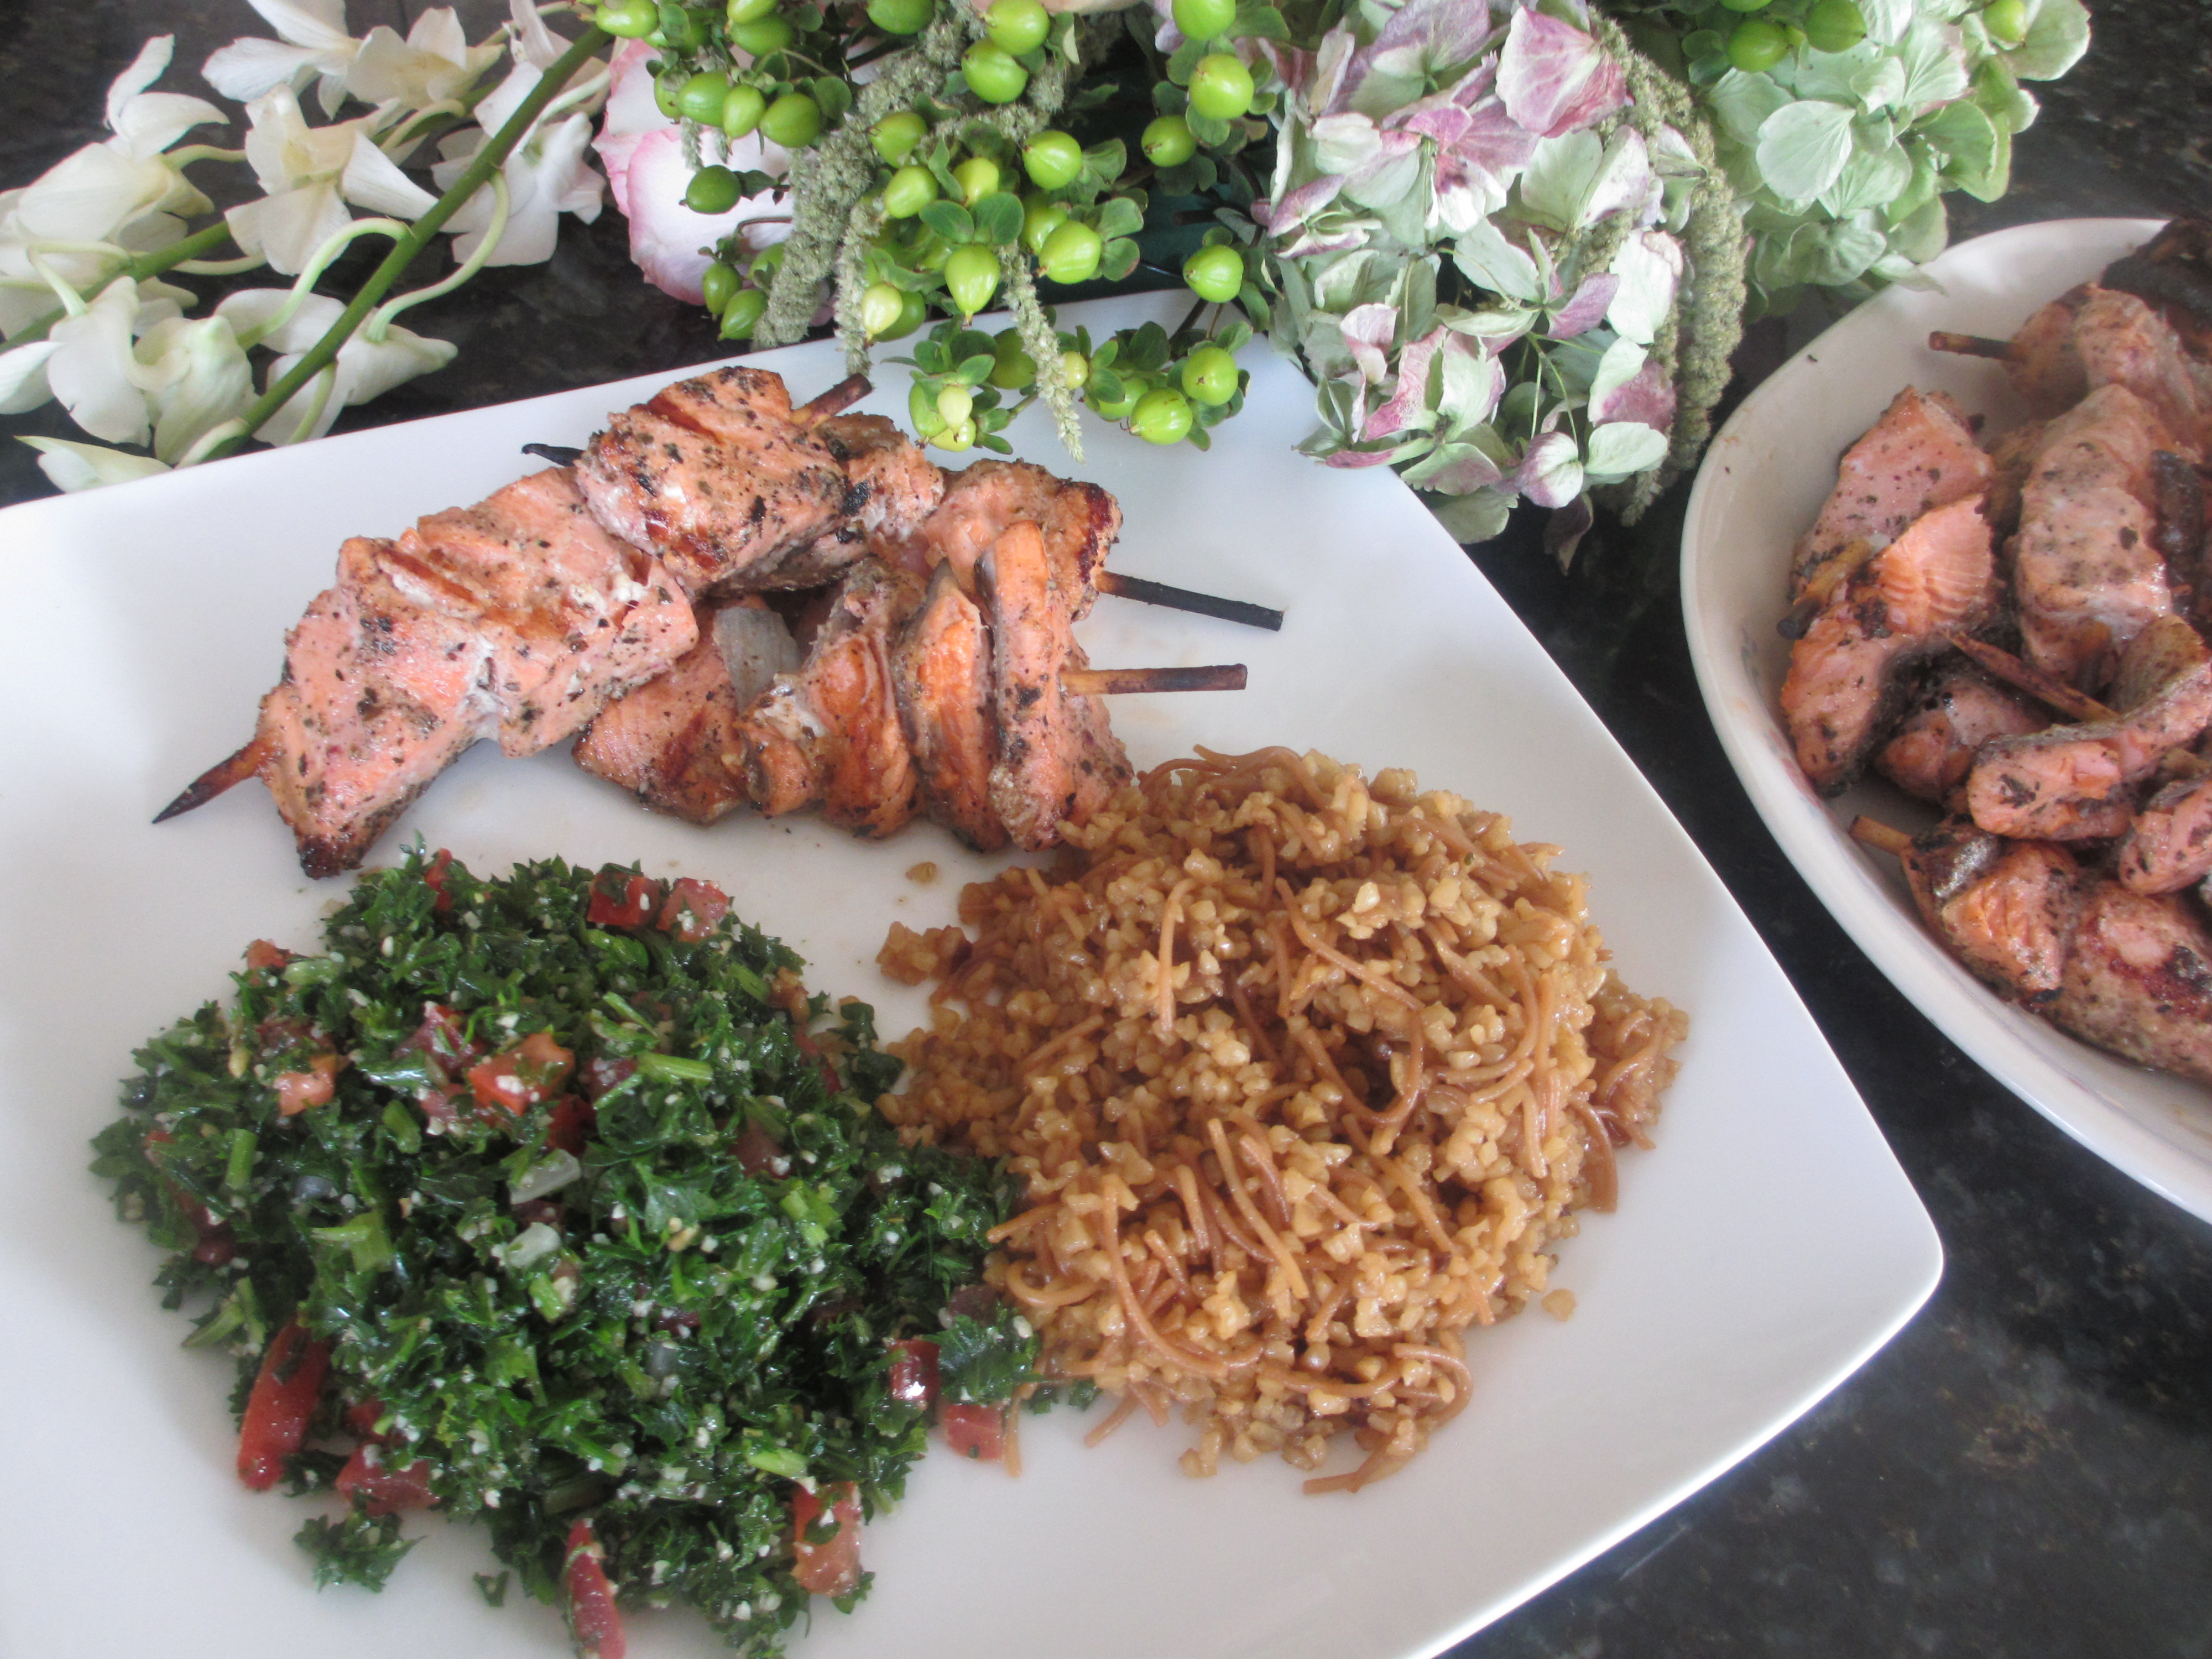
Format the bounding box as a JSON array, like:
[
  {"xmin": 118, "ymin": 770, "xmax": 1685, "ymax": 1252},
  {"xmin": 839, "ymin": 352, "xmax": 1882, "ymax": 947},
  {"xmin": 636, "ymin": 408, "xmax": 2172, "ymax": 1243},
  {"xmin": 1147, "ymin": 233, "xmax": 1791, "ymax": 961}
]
[
  {"xmin": 1781, "ymin": 494, "xmax": 1998, "ymax": 795},
  {"xmin": 1898, "ymin": 818, "xmax": 2079, "ymax": 1004}
]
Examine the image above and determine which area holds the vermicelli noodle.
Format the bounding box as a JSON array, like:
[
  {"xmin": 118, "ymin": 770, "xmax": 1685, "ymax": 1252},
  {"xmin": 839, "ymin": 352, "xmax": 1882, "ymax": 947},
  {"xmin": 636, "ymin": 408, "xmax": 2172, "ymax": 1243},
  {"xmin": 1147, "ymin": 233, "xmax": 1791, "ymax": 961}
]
[{"xmin": 877, "ymin": 748, "xmax": 1686, "ymax": 1492}]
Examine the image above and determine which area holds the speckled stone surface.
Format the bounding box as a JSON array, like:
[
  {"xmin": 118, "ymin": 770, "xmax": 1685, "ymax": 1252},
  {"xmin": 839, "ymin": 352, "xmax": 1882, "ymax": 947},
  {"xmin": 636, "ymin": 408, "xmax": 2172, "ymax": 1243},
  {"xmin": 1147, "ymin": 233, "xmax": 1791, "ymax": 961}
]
[{"xmin": 4, "ymin": 5, "xmax": 2211, "ymax": 1657}]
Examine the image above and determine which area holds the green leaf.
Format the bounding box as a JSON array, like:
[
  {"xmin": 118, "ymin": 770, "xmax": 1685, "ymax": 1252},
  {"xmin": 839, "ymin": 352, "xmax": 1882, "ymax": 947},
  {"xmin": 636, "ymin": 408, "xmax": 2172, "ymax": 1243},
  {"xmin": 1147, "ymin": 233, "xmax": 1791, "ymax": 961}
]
[
  {"xmin": 919, "ymin": 201, "xmax": 974, "ymax": 244},
  {"xmin": 972, "ymin": 192, "xmax": 1024, "ymax": 246},
  {"xmin": 1095, "ymin": 196, "xmax": 1145, "ymax": 241},
  {"xmin": 1819, "ymin": 128, "xmax": 1912, "ymax": 216},
  {"xmin": 1430, "ymin": 487, "xmax": 1514, "ymax": 546},
  {"xmin": 1584, "ymin": 421, "xmax": 1670, "ymax": 478},
  {"xmin": 1896, "ymin": 17, "xmax": 1970, "ymax": 107},
  {"xmin": 810, "ymin": 77, "xmax": 853, "ymax": 122},
  {"xmin": 1755, "ymin": 100, "xmax": 1856, "ymax": 204},
  {"xmin": 2004, "ymin": 0, "xmax": 2089, "ymax": 80},
  {"xmin": 1099, "ymin": 236, "xmax": 1140, "ymax": 283},
  {"xmin": 1166, "ymin": 35, "xmax": 1206, "ymax": 85},
  {"xmin": 1232, "ymin": 2, "xmax": 1289, "ymax": 40},
  {"xmin": 1920, "ymin": 98, "xmax": 2008, "ymax": 200},
  {"xmin": 1707, "ymin": 69, "xmax": 1791, "ymax": 145},
  {"xmin": 1848, "ymin": 54, "xmax": 1907, "ymax": 111},
  {"xmin": 1186, "ymin": 108, "xmax": 1233, "ymax": 148},
  {"xmin": 1518, "ymin": 131, "xmax": 1603, "ymax": 232}
]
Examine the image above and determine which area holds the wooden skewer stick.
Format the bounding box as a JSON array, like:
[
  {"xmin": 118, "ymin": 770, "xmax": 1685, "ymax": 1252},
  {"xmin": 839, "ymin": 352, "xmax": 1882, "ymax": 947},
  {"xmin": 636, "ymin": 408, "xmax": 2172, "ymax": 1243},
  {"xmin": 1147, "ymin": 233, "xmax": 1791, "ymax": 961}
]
[
  {"xmin": 1063, "ymin": 664, "xmax": 1248, "ymax": 695},
  {"xmin": 521, "ymin": 442, "xmax": 582, "ymax": 466},
  {"xmin": 1094, "ymin": 570, "xmax": 1284, "ymax": 632},
  {"xmin": 1848, "ymin": 815, "xmax": 1914, "ymax": 857},
  {"xmin": 1948, "ymin": 634, "xmax": 2116, "ymax": 723},
  {"xmin": 1928, "ymin": 331, "xmax": 2014, "ymax": 361},
  {"xmin": 154, "ymin": 733, "xmax": 272, "ymax": 822},
  {"xmin": 796, "ymin": 374, "xmax": 872, "ymax": 422}
]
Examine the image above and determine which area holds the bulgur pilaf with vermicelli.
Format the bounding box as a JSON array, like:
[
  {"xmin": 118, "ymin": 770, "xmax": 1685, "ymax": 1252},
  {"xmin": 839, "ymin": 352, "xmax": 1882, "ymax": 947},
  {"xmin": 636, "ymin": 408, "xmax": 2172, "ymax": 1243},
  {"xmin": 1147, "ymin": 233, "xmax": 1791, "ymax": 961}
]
[{"xmin": 877, "ymin": 747, "xmax": 1687, "ymax": 1493}]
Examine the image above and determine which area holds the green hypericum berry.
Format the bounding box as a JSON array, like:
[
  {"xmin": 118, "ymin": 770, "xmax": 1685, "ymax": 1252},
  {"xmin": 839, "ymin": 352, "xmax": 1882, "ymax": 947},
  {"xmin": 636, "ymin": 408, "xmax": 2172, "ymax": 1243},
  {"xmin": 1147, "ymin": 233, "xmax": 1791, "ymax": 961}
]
[
  {"xmin": 1803, "ymin": 0, "xmax": 1866, "ymax": 52},
  {"xmin": 867, "ymin": 0, "xmax": 932, "ymax": 33},
  {"xmin": 860, "ymin": 282, "xmax": 905, "ymax": 337},
  {"xmin": 909, "ymin": 380, "xmax": 947, "ymax": 435},
  {"xmin": 1181, "ymin": 243, "xmax": 1243, "ymax": 303},
  {"xmin": 1719, "ymin": 0, "xmax": 1768, "ymax": 10},
  {"xmin": 1088, "ymin": 382, "xmax": 1138, "ymax": 420},
  {"xmin": 720, "ymin": 288, "xmax": 768, "ymax": 337},
  {"xmin": 872, "ymin": 111, "xmax": 927, "ymax": 164},
  {"xmin": 701, "ymin": 260, "xmax": 741, "ymax": 315},
  {"xmin": 759, "ymin": 91, "xmax": 821, "ymax": 147},
  {"xmin": 1171, "ymin": 0, "xmax": 1236, "ymax": 41},
  {"xmin": 1022, "ymin": 131, "xmax": 1083, "ymax": 191},
  {"xmin": 726, "ymin": 0, "xmax": 776, "ymax": 20},
  {"xmin": 1187, "ymin": 53, "xmax": 1254, "ymax": 120},
  {"xmin": 937, "ymin": 415, "xmax": 978, "ymax": 452},
  {"xmin": 722, "ymin": 84, "xmax": 766, "ymax": 137},
  {"xmin": 1038, "ymin": 220, "xmax": 1103, "ymax": 284},
  {"xmin": 990, "ymin": 330, "xmax": 1036, "ymax": 390},
  {"xmin": 881, "ymin": 289, "xmax": 927, "ymax": 342},
  {"xmin": 1981, "ymin": 0, "xmax": 2028, "ymax": 43},
  {"xmin": 945, "ymin": 244, "xmax": 1001, "ymax": 316},
  {"xmin": 985, "ymin": 0, "xmax": 1050, "ymax": 54},
  {"xmin": 1021, "ymin": 196, "xmax": 1069, "ymax": 255},
  {"xmin": 596, "ymin": 0, "xmax": 660, "ymax": 38},
  {"xmin": 962, "ymin": 40, "xmax": 1029, "ymax": 104},
  {"xmin": 952, "ymin": 156, "xmax": 1001, "ymax": 205},
  {"xmin": 1180, "ymin": 344, "xmax": 1238, "ymax": 406},
  {"xmin": 1057, "ymin": 349, "xmax": 1088, "ymax": 390},
  {"xmin": 1129, "ymin": 387, "xmax": 1193, "ymax": 444},
  {"xmin": 684, "ymin": 165, "xmax": 744, "ymax": 214},
  {"xmin": 936, "ymin": 384, "xmax": 975, "ymax": 427},
  {"xmin": 1726, "ymin": 17, "xmax": 1790, "ymax": 71},
  {"xmin": 652, "ymin": 3, "xmax": 709, "ymax": 50},
  {"xmin": 883, "ymin": 164, "xmax": 938, "ymax": 218},
  {"xmin": 675, "ymin": 70, "xmax": 731, "ymax": 124},
  {"xmin": 652, "ymin": 65, "xmax": 685, "ymax": 119},
  {"xmin": 730, "ymin": 14, "xmax": 794, "ymax": 55},
  {"xmin": 1141, "ymin": 114, "xmax": 1196, "ymax": 168}
]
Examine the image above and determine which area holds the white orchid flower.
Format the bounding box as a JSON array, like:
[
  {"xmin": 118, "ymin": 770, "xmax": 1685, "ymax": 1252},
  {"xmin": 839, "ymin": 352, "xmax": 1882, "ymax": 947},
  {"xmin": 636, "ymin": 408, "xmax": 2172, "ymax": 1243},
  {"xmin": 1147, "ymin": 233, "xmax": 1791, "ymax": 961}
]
[
  {"xmin": 347, "ymin": 8, "xmax": 502, "ymax": 117},
  {"xmin": 134, "ymin": 314, "xmax": 258, "ymax": 462},
  {"xmin": 0, "ymin": 274, "xmax": 186, "ymax": 417},
  {"xmin": 429, "ymin": 38, "xmax": 608, "ymax": 269},
  {"xmin": 203, "ymin": 0, "xmax": 363, "ymax": 117},
  {"xmin": 20, "ymin": 437, "xmax": 172, "ymax": 493},
  {"xmin": 226, "ymin": 86, "xmax": 440, "ymax": 275},
  {"xmin": 0, "ymin": 36, "xmax": 223, "ymax": 336},
  {"xmin": 216, "ymin": 288, "xmax": 456, "ymax": 443}
]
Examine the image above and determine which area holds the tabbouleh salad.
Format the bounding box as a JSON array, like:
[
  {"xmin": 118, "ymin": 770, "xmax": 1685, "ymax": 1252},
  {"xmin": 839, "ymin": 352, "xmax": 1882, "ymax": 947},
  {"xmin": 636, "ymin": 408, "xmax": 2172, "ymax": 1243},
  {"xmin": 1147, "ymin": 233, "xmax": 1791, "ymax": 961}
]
[{"xmin": 92, "ymin": 847, "xmax": 1050, "ymax": 1657}]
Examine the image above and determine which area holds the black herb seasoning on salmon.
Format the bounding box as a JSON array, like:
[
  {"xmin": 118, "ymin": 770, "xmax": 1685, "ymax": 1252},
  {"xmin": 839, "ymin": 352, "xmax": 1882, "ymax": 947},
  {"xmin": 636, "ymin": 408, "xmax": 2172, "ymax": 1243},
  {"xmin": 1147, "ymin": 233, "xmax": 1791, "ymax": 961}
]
[{"xmin": 92, "ymin": 847, "xmax": 1035, "ymax": 1656}]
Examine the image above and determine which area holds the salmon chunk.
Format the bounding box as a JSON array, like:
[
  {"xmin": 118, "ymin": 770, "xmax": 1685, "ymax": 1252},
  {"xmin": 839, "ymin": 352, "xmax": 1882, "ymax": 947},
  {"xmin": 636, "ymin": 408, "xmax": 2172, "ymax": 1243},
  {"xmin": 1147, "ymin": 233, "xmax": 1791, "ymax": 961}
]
[
  {"xmin": 1780, "ymin": 495, "xmax": 1999, "ymax": 794},
  {"xmin": 981, "ymin": 520, "xmax": 1131, "ymax": 848},
  {"xmin": 2010, "ymin": 383, "xmax": 2180, "ymax": 688},
  {"xmin": 2056, "ymin": 883, "xmax": 2212, "ymax": 1085},
  {"xmin": 1876, "ymin": 667, "xmax": 2048, "ymax": 809},
  {"xmin": 2117, "ymin": 773, "xmax": 2212, "ymax": 893},
  {"xmin": 2068, "ymin": 286, "xmax": 2212, "ymax": 460},
  {"xmin": 1899, "ymin": 818, "xmax": 2080, "ymax": 1004},
  {"xmin": 1790, "ymin": 387, "xmax": 1992, "ymax": 603},
  {"xmin": 1966, "ymin": 659, "xmax": 2212, "ymax": 840},
  {"xmin": 891, "ymin": 562, "xmax": 1005, "ymax": 851},
  {"xmin": 887, "ymin": 460, "xmax": 1122, "ymax": 618},
  {"xmin": 574, "ymin": 366, "xmax": 856, "ymax": 599}
]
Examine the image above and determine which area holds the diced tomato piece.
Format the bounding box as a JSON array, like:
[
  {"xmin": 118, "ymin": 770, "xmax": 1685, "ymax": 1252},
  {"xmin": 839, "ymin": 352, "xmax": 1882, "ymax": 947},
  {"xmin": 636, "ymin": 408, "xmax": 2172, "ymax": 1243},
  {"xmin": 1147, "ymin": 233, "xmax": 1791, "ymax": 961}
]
[
  {"xmin": 886, "ymin": 1338, "xmax": 940, "ymax": 1410},
  {"xmin": 418, "ymin": 1088, "xmax": 463, "ymax": 1133},
  {"xmin": 335, "ymin": 1444, "xmax": 436, "ymax": 1515},
  {"xmin": 731, "ymin": 1118, "xmax": 786, "ymax": 1177},
  {"xmin": 238, "ymin": 1320, "xmax": 330, "ymax": 1491},
  {"xmin": 657, "ymin": 878, "xmax": 730, "ymax": 943},
  {"xmin": 587, "ymin": 869, "xmax": 659, "ymax": 929},
  {"xmin": 578, "ymin": 1055, "xmax": 637, "ymax": 1100},
  {"xmin": 244, "ymin": 939, "xmax": 293, "ymax": 973},
  {"xmin": 400, "ymin": 1002, "xmax": 483, "ymax": 1070},
  {"xmin": 274, "ymin": 1053, "xmax": 341, "ymax": 1117},
  {"xmin": 544, "ymin": 1094, "xmax": 597, "ymax": 1155},
  {"xmin": 513, "ymin": 1198, "xmax": 566, "ymax": 1229},
  {"xmin": 345, "ymin": 1397, "xmax": 388, "ymax": 1441},
  {"xmin": 790, "ymin": 1483, "xmax": 862, "ymax": 1598},
  {"xmin": 467, "ymin": 1031, "xmax": 576, "ymax": 1115},
  {"xmin": 565, "ymin": 1520, "xmax": 626, "ymax": 1659},
  {"xmin": 421, "ymin": 848, "xmax": 456, "ymax": 914},
  {"xmin": 769, "ymin": 978, "xmax": 841, "ymax": 1094},
  {"xmin": 940, "ymin": 1401, "xmax": 1006, "ymax": 1461},
  {"xmin": 946, "ymin": 1284, "xmax": 1001, "ymax": 1322}
]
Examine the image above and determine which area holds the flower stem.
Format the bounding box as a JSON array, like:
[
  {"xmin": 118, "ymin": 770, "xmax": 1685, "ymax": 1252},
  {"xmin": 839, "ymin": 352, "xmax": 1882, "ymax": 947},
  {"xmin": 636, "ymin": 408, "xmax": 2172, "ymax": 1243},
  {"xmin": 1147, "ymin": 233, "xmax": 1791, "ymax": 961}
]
[
  {"xmin": 8, "ymin": 222, "xmax": 234, "ymax": 346},
  {"xmin": 199, "ymin": 24, "xmax": 611, "ymax": 463}
]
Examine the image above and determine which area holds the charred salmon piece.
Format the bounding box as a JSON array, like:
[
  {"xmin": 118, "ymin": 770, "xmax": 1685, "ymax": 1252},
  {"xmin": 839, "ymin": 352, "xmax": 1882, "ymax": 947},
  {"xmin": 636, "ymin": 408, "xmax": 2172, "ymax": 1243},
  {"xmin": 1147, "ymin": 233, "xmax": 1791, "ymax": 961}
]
[
  {"xmin": 253, "ymin": 536, "xmax": 494, "ymax": 878},
  {"xmin": 2069, "ymin": 286, "xmax": 2212, "ymax": 461},
  {"xmin": 573, "ymin": 366, "xmax": 854, "ymax": 600},
  {"xmin": 736, "ymin": 415, "xmax": 946, "ymax": 594},
  {"xmin": 1965, "ymin": 659, "xmax": 2212, "ymax": 841},
  {"xmin": 981, "ymin": 520, "xmax": 1132, "ymax": 849},
  {"xmin": 2054, "ymin": 881, "xmax": 2212, "ymax": 1086},
  {"xmin": 401, "ymin": 467, "xmax": 697, "ymax": 755},
  {"xmin": 1899, "ymin": 818, "xmax": 2081, "ymax": 1003},
  {"xmin": 1876, "ymin": 667, "xmax": 2048, "ymax": 808},
  {"xmin": 2004, "ymin": 287, "xmax": 2092, "ymax": 416},
  {"xmin": 1781, "ymin": 494, "xmax": 1999, "ymax": 794},
  {"xmin": 1981, "ymin": 419, "xmax": 2047, "ymax": 538},
  {"xmin": 891, "ymin": 561, "xmax": 1006, "ymax": 851},
  {"xmin": 2010, "ymin": 383, "xmax": 2180, "ymax": 688},
  {"xmin": 2109, "ymin": 613, "xmax": 2211, "ymax": 712},
  {"xmin": 734, "ymin": 560, "xmax": 923, "ymax": 838},
  {"xmin": 2117, "ymin": 772, "xmax": 2212, "ymax": 892},
  {"xmin": 1789, "ymin": 387, "xmax": 1992, "ymax": 602},
  {"xmin": 570, "ymin": 602, "xmax": 773, "ymax": 826},
  {"xmin": 887, "ymin": 460, "xmax": 1122, "ymax": 618}
]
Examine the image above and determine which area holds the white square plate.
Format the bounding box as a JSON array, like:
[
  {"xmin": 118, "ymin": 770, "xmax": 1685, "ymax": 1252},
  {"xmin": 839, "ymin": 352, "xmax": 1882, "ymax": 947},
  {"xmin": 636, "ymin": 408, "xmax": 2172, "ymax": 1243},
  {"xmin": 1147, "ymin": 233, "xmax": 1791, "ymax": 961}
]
[
  {"xmin": 0, "ymin": 293, "xmax": 1937, "ymax": 1659},
  {"xmin": 1681, "ymin": 218, "xmax": 2212, "ymax": 1225}
]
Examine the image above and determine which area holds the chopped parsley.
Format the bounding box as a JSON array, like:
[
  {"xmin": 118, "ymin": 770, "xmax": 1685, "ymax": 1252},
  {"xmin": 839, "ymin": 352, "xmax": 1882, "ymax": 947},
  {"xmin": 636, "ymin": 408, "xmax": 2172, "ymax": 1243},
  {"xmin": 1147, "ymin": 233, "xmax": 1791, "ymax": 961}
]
[{"xmin": 93, "ymin": 848, "xmax": 1028, "ymax": 1655}]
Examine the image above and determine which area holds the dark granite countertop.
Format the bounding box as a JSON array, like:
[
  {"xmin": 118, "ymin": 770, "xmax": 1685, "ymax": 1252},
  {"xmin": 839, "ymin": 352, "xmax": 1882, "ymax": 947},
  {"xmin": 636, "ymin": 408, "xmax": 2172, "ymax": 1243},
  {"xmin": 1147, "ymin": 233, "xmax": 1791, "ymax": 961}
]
[{"xmin": 6, "ymin": 3, "xmax": 2210, "ymax": 1655}]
